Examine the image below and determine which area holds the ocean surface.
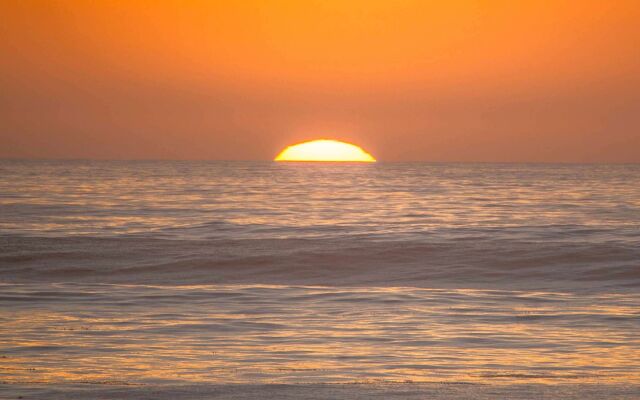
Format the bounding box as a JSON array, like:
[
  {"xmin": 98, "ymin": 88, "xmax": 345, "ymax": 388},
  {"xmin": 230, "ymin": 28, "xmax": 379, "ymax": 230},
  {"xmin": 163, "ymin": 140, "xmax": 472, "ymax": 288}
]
[{"xmin": 1, "ymin": 160, "xmax": 639, "ymax": 398}]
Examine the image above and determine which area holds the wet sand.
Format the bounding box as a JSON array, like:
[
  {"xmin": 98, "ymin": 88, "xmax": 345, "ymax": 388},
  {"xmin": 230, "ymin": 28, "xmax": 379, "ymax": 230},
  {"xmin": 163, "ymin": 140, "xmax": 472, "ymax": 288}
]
[{"xmin": 5, "ymin": 383, "xmax": 640, "ymax": 400}]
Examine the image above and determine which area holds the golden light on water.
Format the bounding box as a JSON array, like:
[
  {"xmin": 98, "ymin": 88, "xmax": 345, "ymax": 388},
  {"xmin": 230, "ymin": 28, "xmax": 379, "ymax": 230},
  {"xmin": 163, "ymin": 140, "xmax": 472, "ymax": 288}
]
[{"xmin": 275, "ymin": 139, "xmax": 376, "ymax": 162}]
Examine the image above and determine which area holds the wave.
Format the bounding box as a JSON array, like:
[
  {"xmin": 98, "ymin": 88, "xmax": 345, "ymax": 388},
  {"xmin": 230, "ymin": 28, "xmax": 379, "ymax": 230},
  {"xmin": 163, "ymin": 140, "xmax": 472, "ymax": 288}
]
[{"xmin": 2, "ymin": 234, "xmax": 638, "ymax": 291}]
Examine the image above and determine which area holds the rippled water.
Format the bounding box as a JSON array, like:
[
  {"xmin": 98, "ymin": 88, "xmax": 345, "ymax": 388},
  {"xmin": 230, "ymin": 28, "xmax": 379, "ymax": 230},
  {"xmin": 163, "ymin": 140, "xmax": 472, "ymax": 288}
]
[
  {"xmin": 2, "ymin": 283, "xmax": 639, "ymax": 386},
  {"xmin": 1, "ymin": 160, "xmax": 639, "ymax": 396},
  {"xmin": 1, "ymin": 161, "xmax": 639, "ymax": 241}
]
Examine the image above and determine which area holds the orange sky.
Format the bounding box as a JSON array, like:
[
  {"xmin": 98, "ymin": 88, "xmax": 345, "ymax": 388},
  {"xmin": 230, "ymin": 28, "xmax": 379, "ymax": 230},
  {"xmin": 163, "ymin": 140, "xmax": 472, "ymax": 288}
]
[{"xmin": 1, "ymin": 0, "xmax": 639, "ymax": 162}]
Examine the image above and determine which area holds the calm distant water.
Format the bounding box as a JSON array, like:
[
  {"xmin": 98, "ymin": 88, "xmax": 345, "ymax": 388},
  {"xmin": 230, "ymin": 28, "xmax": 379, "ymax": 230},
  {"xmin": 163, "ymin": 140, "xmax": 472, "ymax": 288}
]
[{"xmin": 1, "ymin": 160, "xmax": 639, "ymax": 396}]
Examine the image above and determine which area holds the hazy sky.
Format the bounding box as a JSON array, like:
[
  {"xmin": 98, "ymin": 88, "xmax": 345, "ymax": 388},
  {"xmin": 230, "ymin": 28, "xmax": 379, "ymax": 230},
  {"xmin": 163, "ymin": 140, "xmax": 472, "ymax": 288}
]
[{"xmin": 1, "ymin": 0, "xmax": 639, "ymax": 162}]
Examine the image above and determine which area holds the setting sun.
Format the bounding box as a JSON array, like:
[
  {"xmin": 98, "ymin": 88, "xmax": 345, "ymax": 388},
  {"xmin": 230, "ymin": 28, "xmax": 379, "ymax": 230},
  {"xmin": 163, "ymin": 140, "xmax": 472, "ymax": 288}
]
[{"xmin": 275, "ymin": 139, "xmax": 376, "ymax": 162}]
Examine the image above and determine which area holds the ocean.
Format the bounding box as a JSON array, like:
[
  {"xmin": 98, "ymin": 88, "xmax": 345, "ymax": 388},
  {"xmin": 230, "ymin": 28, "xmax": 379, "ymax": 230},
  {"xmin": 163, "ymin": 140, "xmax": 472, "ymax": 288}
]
[{"xmin": 1, "ymin": 160, "xmax": 639, "ymax": 399}]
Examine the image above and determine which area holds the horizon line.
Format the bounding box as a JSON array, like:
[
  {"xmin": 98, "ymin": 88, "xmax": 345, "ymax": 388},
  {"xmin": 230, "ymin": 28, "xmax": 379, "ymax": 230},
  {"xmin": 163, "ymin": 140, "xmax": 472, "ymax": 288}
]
[{"xmin": 1, "ymin": 157, "xmax": 639, "ymax": 165}]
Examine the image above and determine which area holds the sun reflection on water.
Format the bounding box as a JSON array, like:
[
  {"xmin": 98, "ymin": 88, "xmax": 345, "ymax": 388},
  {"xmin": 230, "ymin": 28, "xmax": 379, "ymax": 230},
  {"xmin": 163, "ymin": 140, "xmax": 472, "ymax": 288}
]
[{"xmin": 1, "ymin": 284, "xmax": 639, "ymax": 385}]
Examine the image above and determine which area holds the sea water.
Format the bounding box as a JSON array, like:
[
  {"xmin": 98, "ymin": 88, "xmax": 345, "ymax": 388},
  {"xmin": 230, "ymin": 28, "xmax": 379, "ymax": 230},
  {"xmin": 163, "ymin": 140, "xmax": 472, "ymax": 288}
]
[{"xmin": 1, "ymin": 160, "xmax": 639, "ymax": 398}]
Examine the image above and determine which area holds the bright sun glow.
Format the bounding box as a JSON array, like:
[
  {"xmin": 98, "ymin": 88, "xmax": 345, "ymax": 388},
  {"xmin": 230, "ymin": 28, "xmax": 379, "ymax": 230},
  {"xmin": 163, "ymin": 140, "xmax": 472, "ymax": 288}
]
[{"xmin": 275, "ymin": 139, "xmax": 376, "ymax": 162}]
